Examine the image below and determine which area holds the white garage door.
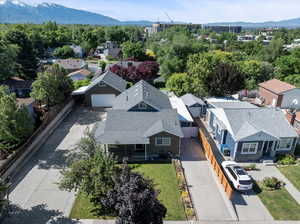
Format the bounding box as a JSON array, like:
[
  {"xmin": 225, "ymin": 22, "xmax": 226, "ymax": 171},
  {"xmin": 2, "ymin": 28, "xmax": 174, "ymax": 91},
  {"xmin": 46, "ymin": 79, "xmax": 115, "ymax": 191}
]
[{"xmin": 91, "ymin": 94, "xmax": 116, "ymax": 107}]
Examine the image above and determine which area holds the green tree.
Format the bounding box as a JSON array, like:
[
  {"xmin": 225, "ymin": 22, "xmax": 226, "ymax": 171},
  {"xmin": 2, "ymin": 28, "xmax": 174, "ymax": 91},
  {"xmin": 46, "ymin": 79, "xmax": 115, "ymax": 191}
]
[
  {"xmin": 53, "ymin": 45, "xmax": 75, "ymax": 59},
  {"xmin": 187, "ymin": 50, "xmax": 246, "ymax": 96},
  {"xmin": 239, "ymin": 60, "xmax": 274, "ymax": 90},
  {"xmin": 275, "ymin": 54, "xmax": 300, "ymax": 80},
  {"xmin": 31, "ymin": 64, "xmax": 73, "ymax": 107},
  {"xmin": 0, "ymin": 86, "xmax": 34, "ymax": 158},
  {"xmin": 262, "ymin": 38, "xmax": 285, "ymax": 62},
  {"xmin": 121, "ymin": 41, "xmax": 145, "ymax": 60},
  {"xmin": 60, "ymin": 129, "xmax": 119, "ymax": 215},
  {"xmin": 284, "ymin": 74, "xmax": 300, "ymax": 88},
  {"xmin": 166, "ymin": 73, "xmax": 189, "ymax": 96},
  {"xmin": 102, "ymin": 164, "xmax": 167, "ymax": 224},
  {"xmin": 0, "ymin": 41, "xmax": 20, "ymax": 81},
  {"xmin": 4, "ymin": 28, "xmax": 38, "ymax": 79}
]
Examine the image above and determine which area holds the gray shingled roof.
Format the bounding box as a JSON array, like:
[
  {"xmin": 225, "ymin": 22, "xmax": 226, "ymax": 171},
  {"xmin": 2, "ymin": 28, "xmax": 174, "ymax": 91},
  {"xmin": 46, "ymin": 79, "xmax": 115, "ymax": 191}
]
[
  {"xmin": 181, "ymin": 94, "xmax": 205, "ymax": 106},
  {"xmin": 113, "ymin": 80, "xmax": 172, "ymax": 111},
  {"xmin": 210, "ymin": 101, "xmax": 257, "ymax": 109},
  {"xmin": 87, "ymin": 70, "xmax": 127, "ymax": 93},
  {"xmin": 223, "ymin": 108, "xmax": 298, "ymax": 141},
  {"xmin": 93, "ymin": 109, "xmax": 183, "ymax": 144}
]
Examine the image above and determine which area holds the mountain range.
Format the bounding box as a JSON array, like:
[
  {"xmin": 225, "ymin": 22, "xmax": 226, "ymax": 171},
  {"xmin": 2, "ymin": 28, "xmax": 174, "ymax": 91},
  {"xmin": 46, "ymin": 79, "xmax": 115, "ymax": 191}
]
[{"xmin": 1, "ymin": 0, "xmax": 300, "ymax": 28}]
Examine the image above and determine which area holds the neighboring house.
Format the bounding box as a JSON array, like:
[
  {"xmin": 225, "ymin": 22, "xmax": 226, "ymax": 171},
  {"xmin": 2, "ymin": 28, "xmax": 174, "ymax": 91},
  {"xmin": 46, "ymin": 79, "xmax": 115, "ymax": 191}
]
[
  {"xmin": 70, "ymin": 44, "xmax": 84, "ymax": 58},
  {"xmin": 67, "ymin": 69, "xmax": 91, "ymax": 81},
  {"xmin": 165, "ymin": 92, "xmax": 197, "ymax": 137},
  {"xmin": 94, "ymin": 41, "xmax": 122, "ymax": 59},
  {"xmin": 0, "ymin": 77, "xmax": 33, "ymax": 98},
  {"xmin": 93, "ymin": 80, "xmax": 184, "ymax": 161},
  {"xmin": 206, "ymin": 97, "xmax": 258, "ymax": 109},
  {"xmin": 259, "ymin": 79, "xmax": 300, "ymax": 108},
  {"xmin": 17, "ymin": 98, "xmax": 36, "ymax": 122},
  {"xmin": 55, "ymin": 59, "xmax": 87, "ymax": 73},
  {"xmin": 207, "ymin": 107, "xmax": 298, "ymax": 162},
  {"xmin": 72, "ymin": 70, "xmax": 127, "ymax": 107},
  {"xmin": 181, "ymin": 93, "xmax": 207, "ymax": 118}
]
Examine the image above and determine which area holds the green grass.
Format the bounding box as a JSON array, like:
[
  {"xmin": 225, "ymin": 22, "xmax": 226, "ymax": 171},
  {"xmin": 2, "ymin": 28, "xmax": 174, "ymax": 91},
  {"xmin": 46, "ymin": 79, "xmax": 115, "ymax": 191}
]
[
  {"xmin": 69, "ymin": 192, "xmax": 112, "ymax": 219},
  {"xmin": 69, "ymin": 162, "xmax": 186, "ymax": 220},
  {"xmin": 131, "ymin": 163, "xmax": 186, "ymax": 220},
  {"xmin": 254, "ymin": 183, "xmax": 300, "ymax": 220},
  {"xmin": 278, "ymin": 164, "xmax": 300, "ymax": 191}
]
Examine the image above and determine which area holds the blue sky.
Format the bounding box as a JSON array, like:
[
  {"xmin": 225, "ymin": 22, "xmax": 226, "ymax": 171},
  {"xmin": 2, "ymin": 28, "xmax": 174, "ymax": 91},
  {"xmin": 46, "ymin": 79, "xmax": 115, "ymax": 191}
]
[{"xmin": 25, "ymin": 0, "xmax": 300, "ymax": 23}]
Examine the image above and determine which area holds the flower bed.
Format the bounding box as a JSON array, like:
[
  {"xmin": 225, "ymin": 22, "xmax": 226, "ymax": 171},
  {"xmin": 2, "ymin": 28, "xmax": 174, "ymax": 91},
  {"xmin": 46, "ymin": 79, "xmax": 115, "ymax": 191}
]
[{"xmin": 173, "ymin": 159, "xmax": 197, "ymax": 221}]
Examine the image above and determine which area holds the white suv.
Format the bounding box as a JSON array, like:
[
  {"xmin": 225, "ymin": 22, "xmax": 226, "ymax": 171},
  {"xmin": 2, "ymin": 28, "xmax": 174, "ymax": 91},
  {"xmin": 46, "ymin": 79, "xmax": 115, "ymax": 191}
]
[{"xmin": 221, "ymin": 161, "xmax": 253, "ymax": 191}]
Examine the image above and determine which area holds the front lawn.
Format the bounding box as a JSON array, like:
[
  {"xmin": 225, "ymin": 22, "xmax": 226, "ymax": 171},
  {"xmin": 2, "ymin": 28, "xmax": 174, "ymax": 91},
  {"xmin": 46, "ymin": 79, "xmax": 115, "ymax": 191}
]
[
  {"xmin": 132, "ymin": 163, "xmax": 186, "ymax": 220},
  {"xmin": 69, "ymin": 162, "xmax": 186, "ymax": 220},
  {"xmin": 254, "ymin": 183, "xmax": 300, "ymax": 220},
  {"xmin": 278, "ymin": 164, "xmax": 300, "ymax": 192}
]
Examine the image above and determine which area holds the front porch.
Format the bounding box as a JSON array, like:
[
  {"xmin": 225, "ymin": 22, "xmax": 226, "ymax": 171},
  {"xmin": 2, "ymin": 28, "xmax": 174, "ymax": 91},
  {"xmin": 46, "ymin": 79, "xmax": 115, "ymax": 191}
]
[{"xmin": 104, "ymin": 144, "xmax": 167, "ymax": 161}]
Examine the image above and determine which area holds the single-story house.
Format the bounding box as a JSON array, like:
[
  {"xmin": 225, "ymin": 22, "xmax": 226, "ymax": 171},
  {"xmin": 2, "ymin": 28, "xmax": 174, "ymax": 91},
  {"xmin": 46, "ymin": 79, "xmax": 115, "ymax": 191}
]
[
  {"xmin": 72, "ymin": 70, "xmax": 127, "ymax": 107},
  {"xmin": 259, "ymin": 79, "xmax": 300, "ymax": 108},
  {"xmin": 93, "ymin": 80, "xmax": 184, "ymax": 161},
  {"xmin": 206, "ymin": 97, "xmax": 258, "ymax": 109},
  {"xmin": 181, "ymin": 93, "xmax": 206, "ymax": 118},
  {"xmin": 67, "ymin": 69, "xmax": 91, "ymax": 81},
  {"xmin": 0, "ymin": 77, "xmax": 33, "ymax": 98},
  {"xmin": 207, "ymin": 107, "xmax": 298, "ymax": 162},
  {"xmin": 55, "ymin": 59, "xmax": 87, "ymax": 73}
]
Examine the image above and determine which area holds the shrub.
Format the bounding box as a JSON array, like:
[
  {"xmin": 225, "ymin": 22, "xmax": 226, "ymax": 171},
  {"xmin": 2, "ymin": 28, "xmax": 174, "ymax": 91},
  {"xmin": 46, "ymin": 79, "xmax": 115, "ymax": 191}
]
[
  {"xmin": 244, "ymin": 163, "xmax": 256, "ymax": 170},
  {"xmin": 262, "ymin": 177, "xmax": 282, "ymax": 190},
  {"xmin": 106, "ymin": 55, "xmax": 117, "ymax": 61},
  {"xmin": 277, "ymin": 154, "xmax": 296, "ymax": 165}
]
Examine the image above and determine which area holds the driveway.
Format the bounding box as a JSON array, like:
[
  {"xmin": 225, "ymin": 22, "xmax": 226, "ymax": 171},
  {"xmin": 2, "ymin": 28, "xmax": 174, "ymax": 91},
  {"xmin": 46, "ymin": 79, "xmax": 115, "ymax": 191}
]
[
  {"xmin": 180, "ymin": 138, "xmax": 236, "ymax": 221},
  {"xmin": 3, "ymin": 107, "xmax": 106, "ymax": 224}
]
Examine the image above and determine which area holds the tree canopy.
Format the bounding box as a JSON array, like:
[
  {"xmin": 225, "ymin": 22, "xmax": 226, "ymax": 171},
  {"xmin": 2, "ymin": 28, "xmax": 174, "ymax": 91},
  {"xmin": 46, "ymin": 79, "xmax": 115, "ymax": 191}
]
[
  {"xmin": 187, "ymin": 51, "xmax": 246, "ymax": 96},
  {"xmin": 0, "ymin": 86, "xmax": 34, "ymax": 158}
]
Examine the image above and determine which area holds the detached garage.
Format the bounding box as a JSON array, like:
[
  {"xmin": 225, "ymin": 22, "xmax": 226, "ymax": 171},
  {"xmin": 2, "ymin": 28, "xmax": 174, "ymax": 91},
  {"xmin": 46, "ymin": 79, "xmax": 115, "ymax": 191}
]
[{"xmin": 72, "ymin": 70, "xmax": 127, "ymax": 108}]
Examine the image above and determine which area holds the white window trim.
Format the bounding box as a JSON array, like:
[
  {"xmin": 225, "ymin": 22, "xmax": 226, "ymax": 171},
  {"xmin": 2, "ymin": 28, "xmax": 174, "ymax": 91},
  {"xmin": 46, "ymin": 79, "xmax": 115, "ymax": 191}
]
[
  {"xmin": 241, "ymin": 142, "xmax": 258, "ymax": 155},
  {"xmin": 155, "ymin": 137, "xmax": 171, "ymax": 146},
  {"xmin": 277, "ymin": 138, "xmax": 294, "ymax": 151}
]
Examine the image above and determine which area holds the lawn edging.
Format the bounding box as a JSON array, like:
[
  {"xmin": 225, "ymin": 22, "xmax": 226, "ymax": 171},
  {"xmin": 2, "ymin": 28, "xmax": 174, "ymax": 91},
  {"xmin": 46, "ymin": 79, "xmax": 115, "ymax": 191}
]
[{"xmin": 173, "ymin": 159, "xmax": 197, "ymax": 221}]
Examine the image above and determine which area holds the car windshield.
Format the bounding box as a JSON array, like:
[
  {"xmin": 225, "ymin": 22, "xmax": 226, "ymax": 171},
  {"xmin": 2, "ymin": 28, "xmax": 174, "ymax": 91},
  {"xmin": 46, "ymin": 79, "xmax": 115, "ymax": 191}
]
[
  {"xmin": 234, "ymin": 166, "xmax": 246, "ymax": 175},
  {"xmin": 239, "ymin": 180, "xmax": 252, "ymax": 185}
]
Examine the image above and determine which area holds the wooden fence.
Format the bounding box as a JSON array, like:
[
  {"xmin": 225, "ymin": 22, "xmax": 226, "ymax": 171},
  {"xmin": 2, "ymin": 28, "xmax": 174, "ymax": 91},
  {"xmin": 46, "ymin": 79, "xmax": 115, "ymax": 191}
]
[{"xmin": 198, "ymin": 129, "xmax": 234, "ymax": 200}]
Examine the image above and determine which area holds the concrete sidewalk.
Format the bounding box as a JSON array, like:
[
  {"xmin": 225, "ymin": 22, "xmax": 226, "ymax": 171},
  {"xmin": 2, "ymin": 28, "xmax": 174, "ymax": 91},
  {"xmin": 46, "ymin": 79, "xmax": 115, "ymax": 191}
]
[{"xmin": 180, "ymin": 138, "xmax": 236, "ymax": 221}]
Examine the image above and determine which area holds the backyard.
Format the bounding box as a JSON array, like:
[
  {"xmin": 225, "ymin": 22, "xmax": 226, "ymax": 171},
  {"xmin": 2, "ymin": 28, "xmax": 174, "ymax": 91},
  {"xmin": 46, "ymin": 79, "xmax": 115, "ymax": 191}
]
[
  {"xmin": 69, "ymin": 162, "xmax": 186, "ymax": 220},
  {"xmin": 254, "ymin": 183, "xmax": 300, "ymax": 220}
]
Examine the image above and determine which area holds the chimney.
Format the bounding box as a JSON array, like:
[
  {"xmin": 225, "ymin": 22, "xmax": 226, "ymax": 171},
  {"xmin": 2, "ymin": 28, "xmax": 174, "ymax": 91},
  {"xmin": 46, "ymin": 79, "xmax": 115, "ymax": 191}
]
[{"xmin": 286, "ymin": 111, "xmax": 296, "ymax": 126}]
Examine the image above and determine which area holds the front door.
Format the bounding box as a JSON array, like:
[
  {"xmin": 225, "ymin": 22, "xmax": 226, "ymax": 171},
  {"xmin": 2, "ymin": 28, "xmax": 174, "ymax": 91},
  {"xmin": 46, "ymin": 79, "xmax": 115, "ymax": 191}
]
[{"xmin": 263, "ymin": 141, "xmax": 273, "ymax": 156}]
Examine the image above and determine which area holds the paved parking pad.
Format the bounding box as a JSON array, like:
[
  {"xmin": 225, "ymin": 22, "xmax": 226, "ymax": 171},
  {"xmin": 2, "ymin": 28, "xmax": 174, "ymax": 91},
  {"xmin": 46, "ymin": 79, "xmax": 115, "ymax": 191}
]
[
  {"xmin": 3, "ymin": 107, "xmax": 106, "ymax": 224},
  {"xmin": 181, "ymin": 138, "xmax": 236, "ymax": 221}
]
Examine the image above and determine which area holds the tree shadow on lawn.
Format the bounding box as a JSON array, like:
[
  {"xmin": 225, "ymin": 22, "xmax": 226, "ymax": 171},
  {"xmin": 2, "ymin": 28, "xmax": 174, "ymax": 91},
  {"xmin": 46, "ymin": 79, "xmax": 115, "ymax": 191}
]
[{"xmin": 2, "ymin": 204, "xmax": 79, "ymax": 224}]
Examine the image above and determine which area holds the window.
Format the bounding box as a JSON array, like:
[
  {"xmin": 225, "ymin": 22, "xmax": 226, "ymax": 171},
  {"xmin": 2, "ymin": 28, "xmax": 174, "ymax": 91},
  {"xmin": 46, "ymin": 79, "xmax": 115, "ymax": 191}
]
[
  {"xmin": 241, "ymin": 143, "xmax": 258, "ymax": 154},
  {"xmin": 278, "ymin": 138, "xmax": 293, "ymax": 150},
  {"xmin": 155, "ymin": 137, "xmax": 171, "ymax": 146},
  {"xmin": 138, "ymin": 102, "xmax": 147, "ymax": 110},
  {"xmin": 98, "ymin": 81, "xmax": 106, "ymax": 87}
]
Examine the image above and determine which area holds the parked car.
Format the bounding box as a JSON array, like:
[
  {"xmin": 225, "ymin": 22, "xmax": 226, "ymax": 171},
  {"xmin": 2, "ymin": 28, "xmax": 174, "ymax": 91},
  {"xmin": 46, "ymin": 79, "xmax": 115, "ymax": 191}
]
[{"xmin": 221, "ymin": 161, "xmax": 253, "ymax": 191}]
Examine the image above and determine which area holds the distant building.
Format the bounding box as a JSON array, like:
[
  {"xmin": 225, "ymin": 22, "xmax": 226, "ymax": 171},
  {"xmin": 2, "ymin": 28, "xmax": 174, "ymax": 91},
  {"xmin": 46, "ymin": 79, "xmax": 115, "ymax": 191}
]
[
  {"xmin": 202, "ymin": 25, "xmax": 242, "ymax": 34},
  {"xmin": 94, "ymin": 41, "xmax": 122, "ymax": 59},
  {"xmin": 145, "ymin": 23, "xmax": 202, "ymax": 35},
  {"xmin": 70, "ymin": 44, "xmax": 84, "ymax": 58},
  {"xmin": 0, "ymin": 77, "xmax": 33, "ymax": 98},
  {"xmin": 55, "ymin": 59, "xmax": 87, "ymax": 73}
]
